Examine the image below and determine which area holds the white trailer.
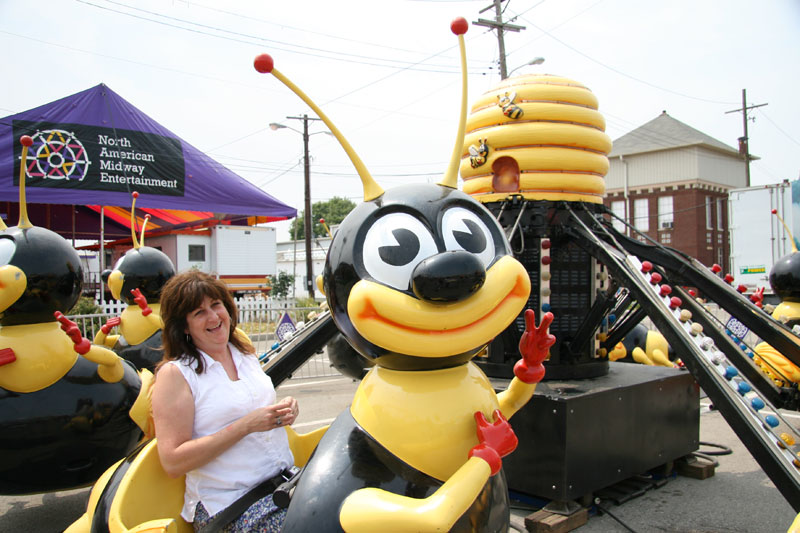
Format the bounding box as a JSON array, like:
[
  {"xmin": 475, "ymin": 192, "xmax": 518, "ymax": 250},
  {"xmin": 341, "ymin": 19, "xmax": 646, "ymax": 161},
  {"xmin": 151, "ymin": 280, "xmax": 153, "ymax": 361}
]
[
  {"xmin": 141, "ymin": 225, "xmax": 277, "ymax": 293},
  {"xmin": 728, "ymin": 181, "xmax": 798, "ymax": 295}
]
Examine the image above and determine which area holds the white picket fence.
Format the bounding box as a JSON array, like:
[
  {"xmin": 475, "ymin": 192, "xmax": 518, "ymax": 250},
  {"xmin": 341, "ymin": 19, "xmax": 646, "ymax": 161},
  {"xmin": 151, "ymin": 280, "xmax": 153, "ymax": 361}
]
[
  {"xmin": 69, "ymin": 300, "xmax": 339, "ymax": 380},
  {"xmin": 96, "ymin": 297, "xmax": 300, "ymax": 317}
]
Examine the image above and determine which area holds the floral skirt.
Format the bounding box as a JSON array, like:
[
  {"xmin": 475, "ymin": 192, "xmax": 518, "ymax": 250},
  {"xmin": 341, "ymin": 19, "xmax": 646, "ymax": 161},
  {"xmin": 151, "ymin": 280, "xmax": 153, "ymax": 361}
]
[{"xmin": 193, "ymin": 494, "xmax": 287, "ymax": 533}]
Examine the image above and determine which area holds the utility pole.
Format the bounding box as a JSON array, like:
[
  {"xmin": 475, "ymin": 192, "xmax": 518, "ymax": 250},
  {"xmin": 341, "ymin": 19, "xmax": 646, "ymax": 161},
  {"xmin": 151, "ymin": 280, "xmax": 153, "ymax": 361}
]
[
  {"xmin": 291, "ymin": 215, "xmax": 297, "ymax": 300},
  {"xmin": 285, "ymin": 114, "xmax": 323, "ymax": 300},
  {"xmin": 725, "ymin": 89, "xmax": 767, "ymax": 187},
  {"xmin": 473, "ymin": 0, "xmax": 526, "ymax": 79}
]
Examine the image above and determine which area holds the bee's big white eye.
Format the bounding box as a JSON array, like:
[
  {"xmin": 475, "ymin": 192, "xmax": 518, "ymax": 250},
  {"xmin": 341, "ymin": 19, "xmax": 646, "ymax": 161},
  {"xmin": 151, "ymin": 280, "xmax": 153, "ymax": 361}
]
[
  {"xmin": 441, "ymin": 207, "xmax": 496, "ymax": 269},
  {"xmin": 362, "ymin": 213, "xmax": 438, "ymax": 291},
  {"xmin": 0, "ymin": 238, "xmax": 15, "ymax": 268}
]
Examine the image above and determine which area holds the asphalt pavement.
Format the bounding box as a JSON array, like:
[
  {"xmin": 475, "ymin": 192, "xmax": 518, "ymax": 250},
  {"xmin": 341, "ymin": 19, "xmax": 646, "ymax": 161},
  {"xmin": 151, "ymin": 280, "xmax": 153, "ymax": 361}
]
[{"xmin": 1, "ymin": 374, "xmax": 798, "ymax": 533}]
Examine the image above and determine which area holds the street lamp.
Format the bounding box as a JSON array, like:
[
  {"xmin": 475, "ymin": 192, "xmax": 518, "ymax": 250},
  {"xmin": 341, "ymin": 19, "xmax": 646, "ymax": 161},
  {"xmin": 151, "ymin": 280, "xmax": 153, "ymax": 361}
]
[
  {"xmin": 270, "ymin": 115, "xmax": 328, "ymax": 300},
  {"xmin": 506, "ymin": 56, "xmax": 545, "ymax": 77}
]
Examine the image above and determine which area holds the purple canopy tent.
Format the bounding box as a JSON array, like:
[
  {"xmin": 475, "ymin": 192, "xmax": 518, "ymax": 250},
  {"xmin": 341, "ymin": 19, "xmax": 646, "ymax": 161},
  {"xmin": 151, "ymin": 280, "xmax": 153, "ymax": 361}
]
[{"xmin": 0, "ymin": 84, "xmax": 296, "ymax": 240}]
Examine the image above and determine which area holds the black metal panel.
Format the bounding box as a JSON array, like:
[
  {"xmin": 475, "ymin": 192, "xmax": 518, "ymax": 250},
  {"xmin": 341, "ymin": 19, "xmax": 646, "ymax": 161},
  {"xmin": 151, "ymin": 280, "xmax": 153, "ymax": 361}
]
[
  {"xmin": 477, "ymin": 199, "xmax": 607, "ymax": 380},
  {"xmin": 501, "ymin": 364, "xmax": 699, "ymax": 501},
  {"xmin": 261, "ymin": 312, "xmax": 338, "ymax": 386}
]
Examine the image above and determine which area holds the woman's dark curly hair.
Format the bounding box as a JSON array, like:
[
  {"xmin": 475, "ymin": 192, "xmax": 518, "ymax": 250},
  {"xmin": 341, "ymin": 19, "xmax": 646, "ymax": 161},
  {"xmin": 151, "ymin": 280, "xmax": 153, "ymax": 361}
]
[{"xmin": 158, "ymin": 270, "xmax": 253, "ymax": 374}]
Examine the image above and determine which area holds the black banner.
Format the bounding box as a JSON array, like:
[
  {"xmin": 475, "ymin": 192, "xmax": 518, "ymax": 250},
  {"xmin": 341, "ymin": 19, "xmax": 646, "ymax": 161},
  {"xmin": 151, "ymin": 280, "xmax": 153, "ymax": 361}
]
[{"xmin": 12, "ymin": 120, "xmax": 185, "ymax": 197}]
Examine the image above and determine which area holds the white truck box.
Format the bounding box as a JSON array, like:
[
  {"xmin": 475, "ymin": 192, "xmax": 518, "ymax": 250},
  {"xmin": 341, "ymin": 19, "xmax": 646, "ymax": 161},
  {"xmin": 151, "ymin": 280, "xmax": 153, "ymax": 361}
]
[{"xmin": 728, "ymin": 181, "xmax": 798, "ymax": 293}]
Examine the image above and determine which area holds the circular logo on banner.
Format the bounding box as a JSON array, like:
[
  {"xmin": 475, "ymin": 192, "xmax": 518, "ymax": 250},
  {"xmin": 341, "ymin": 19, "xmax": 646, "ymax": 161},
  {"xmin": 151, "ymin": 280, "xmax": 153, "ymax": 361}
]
[{"xmin": 24, "ymin": 129, "xmax": 91, "ymax": 181}]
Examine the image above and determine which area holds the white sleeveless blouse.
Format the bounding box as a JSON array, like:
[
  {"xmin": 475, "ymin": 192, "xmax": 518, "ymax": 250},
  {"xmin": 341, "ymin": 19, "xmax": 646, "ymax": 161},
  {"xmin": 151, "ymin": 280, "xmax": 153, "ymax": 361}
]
[{"xmin": 167, "ymin": 344, "xmax": 294, "ymax": 521}]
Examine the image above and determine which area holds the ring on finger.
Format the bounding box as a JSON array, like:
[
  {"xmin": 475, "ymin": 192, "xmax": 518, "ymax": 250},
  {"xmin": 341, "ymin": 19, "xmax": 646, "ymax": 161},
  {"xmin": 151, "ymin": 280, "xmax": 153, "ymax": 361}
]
[{"xmin": 276, "ymin": 416, "xmax": 282, "ymax": 426}]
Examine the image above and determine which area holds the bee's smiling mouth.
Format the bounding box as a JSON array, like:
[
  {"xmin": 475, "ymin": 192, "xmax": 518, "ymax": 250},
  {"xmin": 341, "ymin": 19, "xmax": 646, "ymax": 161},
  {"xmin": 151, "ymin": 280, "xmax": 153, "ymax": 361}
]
[{"xmin": 347, "ymin": 255, "xmax": 531, "ymax": 357}]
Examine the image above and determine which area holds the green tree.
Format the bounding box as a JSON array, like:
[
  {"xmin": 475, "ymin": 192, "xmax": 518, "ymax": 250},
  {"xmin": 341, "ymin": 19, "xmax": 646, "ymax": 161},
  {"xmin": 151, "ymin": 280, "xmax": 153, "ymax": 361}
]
[
  {"xmin": 290, "ymin": 196, "xmax": 356, "ymax": 240},
  {"xmin": 68, "ymin": 296, "xmax": 103, "ymax": 315},
  {"xmin": 270, "ymin": 271, "xmax": 296, "ymax": 299}
]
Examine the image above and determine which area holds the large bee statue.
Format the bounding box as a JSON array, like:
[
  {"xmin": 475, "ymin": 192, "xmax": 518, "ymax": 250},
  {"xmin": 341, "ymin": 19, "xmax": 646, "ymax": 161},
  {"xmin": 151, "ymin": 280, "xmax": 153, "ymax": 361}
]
[
  {"xmin": 94, "ymin": 191, "xmax": 174, "ymax": 371},
  {"xmin": 65, "ymin": 17, "xmax": 554, "ymax": 533},
  {"xmin": 256, "ymin": 17, "xmax": 554, "ymax": 532},
  {"xmin": 0, "ymin": 136, "xmax": 146, "ymax": 495}
]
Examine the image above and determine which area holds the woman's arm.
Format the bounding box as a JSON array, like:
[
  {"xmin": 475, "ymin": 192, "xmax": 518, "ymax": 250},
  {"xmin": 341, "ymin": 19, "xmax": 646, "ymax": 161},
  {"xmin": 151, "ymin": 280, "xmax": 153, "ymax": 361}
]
[{"xmin": 152, "ymin": 364, "xmax": 294, "ymax": 478}]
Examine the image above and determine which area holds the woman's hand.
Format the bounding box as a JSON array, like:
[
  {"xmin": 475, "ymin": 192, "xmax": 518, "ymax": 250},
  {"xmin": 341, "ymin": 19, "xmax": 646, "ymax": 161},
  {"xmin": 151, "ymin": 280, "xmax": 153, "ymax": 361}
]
[
  {"xmin": 241, "ymin": 396, "xmax": 300, "ymax": 433},
  {"xmin": 276, "ymin": 396, "xmax": 299, "ymax": 427}
]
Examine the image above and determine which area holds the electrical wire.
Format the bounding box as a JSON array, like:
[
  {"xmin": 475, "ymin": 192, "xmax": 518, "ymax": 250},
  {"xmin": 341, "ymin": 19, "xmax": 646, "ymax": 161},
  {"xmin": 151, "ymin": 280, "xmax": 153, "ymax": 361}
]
[
  {"xmin": 75, "ymin": 0, "xmax": 492, "ymax": 74},
  {"xmin": 187, "ymin": 0, "xmax": 483, "ymax": 58},
  {"xmin": 513, "ymin": 15, "xmax": 738, "ymax": 106},
  {"xmin": 698, "ymin": 441, "xmax": 733, "ymax": 456},
  {"xmin": 757, "ymin": 108, "xmax": 800, "ymax": 148},
  {"xmin": 593, "ymin": 500, "xmax": 638, "ymax": 533},
  {"xmin": 0, "ymin": 29, "xmax": 262, "ymax": 92},
  {"xmin": 505, "ymin": 0, "xmax": 605, "ymax": 57}
]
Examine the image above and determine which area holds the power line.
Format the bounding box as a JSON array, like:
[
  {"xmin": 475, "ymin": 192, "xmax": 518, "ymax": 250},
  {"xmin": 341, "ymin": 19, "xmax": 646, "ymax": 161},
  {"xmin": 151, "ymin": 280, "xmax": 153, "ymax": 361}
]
[
  {"xmin": 516, "ymin": 15, "xmax": 739, "ymax": 106},
  {"xmin": 505, "ymin": 0, "xmax": 605, "ymax": 58},
  {"xmin": 187, "ymin": 0, "xmax": 474, "ymax": 59},
  {"xmin": 756, "ymin": 108, "xmax": 800, "ymax": 148},
  {"xmin": 75, "ymin": 0, "xmax": 491, "ymax": 74},
  {"xmin": 0, "ymin": 28, "xmax": 475, "ymax": 156}
]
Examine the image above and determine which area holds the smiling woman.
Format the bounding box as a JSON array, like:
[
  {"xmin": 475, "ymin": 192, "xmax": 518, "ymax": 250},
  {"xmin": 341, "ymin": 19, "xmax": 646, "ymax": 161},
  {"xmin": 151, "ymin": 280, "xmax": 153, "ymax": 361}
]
[{"xmin": 150, "ymin": 270, "xmax": 299, "ymax": 532}]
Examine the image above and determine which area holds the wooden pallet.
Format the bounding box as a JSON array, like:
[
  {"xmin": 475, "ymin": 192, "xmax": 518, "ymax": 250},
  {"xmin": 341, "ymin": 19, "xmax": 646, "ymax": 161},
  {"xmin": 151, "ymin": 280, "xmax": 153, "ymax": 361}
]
[
  {"xmin": 523, "ymin": 507, "xmax": 589, "ymax": 533},
  {"xmin": 676, "ymin": 454, "xmax": 716, "ymax": 480}
]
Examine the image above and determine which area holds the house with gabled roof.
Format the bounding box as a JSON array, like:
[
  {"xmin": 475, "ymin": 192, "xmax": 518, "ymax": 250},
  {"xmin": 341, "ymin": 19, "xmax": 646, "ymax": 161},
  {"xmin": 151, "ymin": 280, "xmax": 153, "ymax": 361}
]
[{"xmin": 603, "ymin": 111, "xmax": 749, "ymax": 274}]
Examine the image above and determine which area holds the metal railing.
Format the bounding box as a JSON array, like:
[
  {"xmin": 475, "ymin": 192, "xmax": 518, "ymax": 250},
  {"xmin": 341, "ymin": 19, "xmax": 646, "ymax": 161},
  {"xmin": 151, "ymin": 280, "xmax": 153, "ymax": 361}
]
[{"xmin": 68, "ymin": 305, "xmax": 340, "ymax": 380}]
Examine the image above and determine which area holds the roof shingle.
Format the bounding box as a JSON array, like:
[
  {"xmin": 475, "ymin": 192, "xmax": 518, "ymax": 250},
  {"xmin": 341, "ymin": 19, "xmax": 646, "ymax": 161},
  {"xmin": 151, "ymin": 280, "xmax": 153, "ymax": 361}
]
[{"xmin": 610, "ymin": 111, "xmax": 741, "ymax": 157}]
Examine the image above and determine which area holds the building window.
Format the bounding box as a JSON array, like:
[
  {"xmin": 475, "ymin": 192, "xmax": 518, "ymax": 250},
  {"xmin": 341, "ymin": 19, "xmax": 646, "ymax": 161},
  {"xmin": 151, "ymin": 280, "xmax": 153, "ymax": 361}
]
[
  {"xmin": 716, "ymin": 198, "xmax": 724, "ymax": 230},
  {"xmin": 717, "ymin": 246, "xmax": 724, "ymax": 267},
  {"xmin": 658, "ymin": 196, "xmax": 674, "ymax": 230},
  {"xmin": 717, "ymin": 233, "xmax": 722, "ymax": 245},
  {"xmin": 610, "ymin": 200, "xmax": 625, "ymax": 232},
  {"xmin": 634, "ymin": 198, "xmax": 649, "ymax": 232},
  {"xmin": 706, "ymin": 232, "xmax": 712, "ymax": 245},
  {"xmin": 661, "ymin": 232, "xmax": 672, "ymax": 244},
  {"xmin": 188, "ymin": 244, "xmax": 206, "ymax": 262},
  {"xmin": 706, "ymin": 197, "xmax": 713, "ymax": 230}
]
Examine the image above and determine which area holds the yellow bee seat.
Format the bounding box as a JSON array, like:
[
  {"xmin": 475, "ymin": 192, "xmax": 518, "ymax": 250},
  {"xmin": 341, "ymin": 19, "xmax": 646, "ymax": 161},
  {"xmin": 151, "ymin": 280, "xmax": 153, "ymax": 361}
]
[{"xmin": 66, "ymin": 439, "xmax": 191, "ymax": 533}]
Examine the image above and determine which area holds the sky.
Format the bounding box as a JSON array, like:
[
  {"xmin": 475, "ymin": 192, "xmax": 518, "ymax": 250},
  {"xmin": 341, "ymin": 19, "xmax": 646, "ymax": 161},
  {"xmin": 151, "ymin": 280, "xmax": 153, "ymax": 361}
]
[{"xmin": 1, "ymin": 0, "xmax": 799, "ymax": 241}]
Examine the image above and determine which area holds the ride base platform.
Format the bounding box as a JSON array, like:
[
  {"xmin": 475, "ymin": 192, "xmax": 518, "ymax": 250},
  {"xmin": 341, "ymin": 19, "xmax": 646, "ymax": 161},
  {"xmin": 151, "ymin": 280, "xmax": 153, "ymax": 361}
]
[{"xmin": 496, "ymin": 362, "xmax": 699, "ymax": 503}]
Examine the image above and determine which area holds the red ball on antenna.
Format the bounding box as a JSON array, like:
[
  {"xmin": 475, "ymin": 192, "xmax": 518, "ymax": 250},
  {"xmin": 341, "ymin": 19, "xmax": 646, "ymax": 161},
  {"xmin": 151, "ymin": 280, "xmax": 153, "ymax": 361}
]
[
  {"xmin": 20, "ymin": 135, "xmax": 33, "ymax": 147},
  {"xmin": 451, "ymin": 17, "xmax": 468, "ymax": 35},
  {"xmin": 772, "ymin": 209, "xmax": 778, "ymax": 214},
  {"xmin": 132, "ymin": 191, "xmax": 139, "ymax": 198},
  {"xmin": 319, "ymin": 218, "xmax": 325, "ymax": 224},
  {"xmin": 254, "ymin": 54, "xmax": 274, "ymax": 74}
]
